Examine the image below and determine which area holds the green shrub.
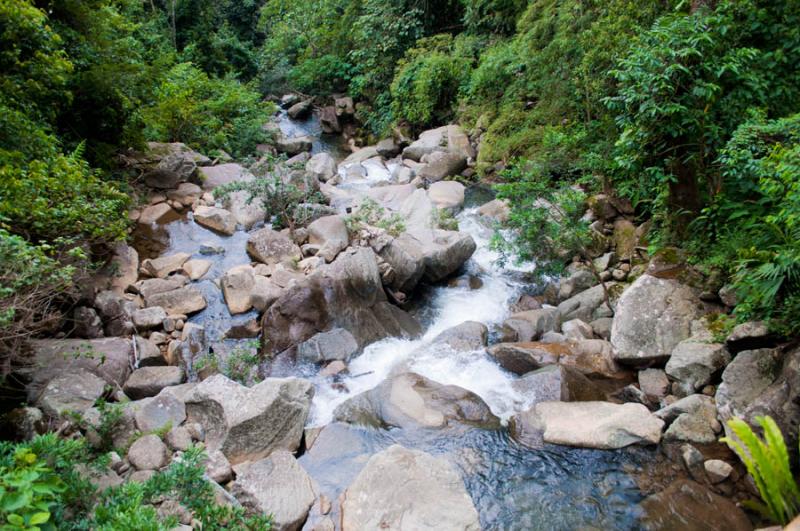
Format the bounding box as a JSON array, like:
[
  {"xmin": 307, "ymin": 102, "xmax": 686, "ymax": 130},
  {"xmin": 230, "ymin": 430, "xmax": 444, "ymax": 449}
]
[
  {"xmin": 390, "ymin": 34, "xmax": 476, "ymax": 130},
  {"xmin": 0, "ymin": 444, "xmax": 66, "ymax": 529},
  {"xmin": 142, "ymin": 62, "xmax": 274, "ymax": 159},
  {"xmin": 345, "ymin": 198, "xmax": 406, "ymax": 237},
  {"xmin": 722, "ymin": 416, "xmax": 800, "ymax": 525}
]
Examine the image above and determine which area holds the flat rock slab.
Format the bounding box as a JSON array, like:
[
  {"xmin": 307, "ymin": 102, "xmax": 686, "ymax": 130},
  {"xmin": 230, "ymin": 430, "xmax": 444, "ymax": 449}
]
[
  {"xmin": 197, "ymin": 163, "xmax": 253, "ymax": 191},
  {"xmin": 512, "ymin": 401, "xmax": 664, "ymax": 450},
  {"xmin": 340, "ymin": 444, "xmax": 480, "ymax": 531},
  {"xmin": 145, "ymin": 286, "xmax": 207, "ymax": 315},
  {"xmin": 123, "ymin": 366, "xmax": 185, "ymax": 400},
  {"xmin": 639, "ymin": 480, "xmax": 751, "ymax": 531}
]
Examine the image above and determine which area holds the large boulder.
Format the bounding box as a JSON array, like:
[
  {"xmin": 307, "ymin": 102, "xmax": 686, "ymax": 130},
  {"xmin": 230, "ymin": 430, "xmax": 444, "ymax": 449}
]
[
  {"xmin": 510, "ymin": 401, "xmax": 664, "ymax": 450},
  {"xmin": 247, "ymin": 228, "xmax": 302, "ymax": 265},
  {"xmin": 128, "ymin": 434, "xmax": 170, "ymax": 471},
  {"xmin": 333, "ymin": 372, "xmax": 499, "ymax": 430},
  {"xmin": 197, "ymin": 163, "xmax": 253, "ymax": 191},
  {"xmin": 97, "ymin": 242, "xmax": 139, "ymax": 295},
  {"xmin": 428, "ymin": 181, "xmax": 465, "ymax": 211},
  {"xmin": 340, "ymin": 444, "xmax": 480, "ymax": 531},
  {"xmin": 611, "ymin": 274, "xmax": 705, "ymax": 365},
  {"xmin": 430, "ymin": 321, "xmax": 488, "ymax": 352},
  {"xmin": 369, "ymin": 232, "xmax": 426, "ymax": 293},
  {"xmin": 145, "ymin": 286, "xmax": 207, "ymax": 315},
  {"xmin": 223, "ymin": 191, "xmax": 266, "ymax": 230},
  {"xmin": 276, "ymin": 136, "xmax": 313, "ymax": 155},
  {"xmin": 143, "ymin": 152, "xmax": 198, "ymax": 189},
  {"xmin": 287, "ymin": 99, "xmax": 313, "ymax": 120},
  {"xmin": 193, "ymin": 205, "xmax": 237, "ymax": 235},
  {"xmin": 487, "ymin": 340, "xmax": 621, "ymax": 379},
  {"xmin": 307, "ymin": 215, "xmax": 349, "ymax": 263},
  {"xmin": 402, "ymin": 125, "xmax": 474, "ymax": 162},
  {"xmin": 665, "ymin": 335, "xmax": 730, "ymax": 393},
  {"xmin": 556, "ymin": 283, "xmax": 615, "ymax": 323},
  {"xmin": 141, "ymin": 253, "xmax": 191, "ymax": 278},
  {"xmin": 654, "ymin": 394, "xmax": 721, "ymax": 445},
  {"xmin": 416, "ymin": 230, "xmax": 477, "ymax": 283},
  {"xmin": 231, "ymin": 451, "xmax": 316, "ymax": 531},
  {"xmin": 296, "ymin": 328, "xmax": 359, "ymax": 364},
  {"xmin": 511, "ymin": 365, "xmax": 605, "ymax": 404},
  {"xmin": 262, "ymin": 247, "xmax": 421, "ymax": 353},
  {"xmin": 499, "ymin": 308, "xmax": 559, "ymax": 342},
  {"xmin": 716, "ymin": 346, "xmax": 800, "ymax": 443},
  {"xmin": 638, "ymin": 480, "xmax": 752, "ymax": 531},
  {"xmin": 184, "ymin": 374, "xmax": 313, "ymax": 465},
  {"xmin": 35, "ymin": 368, "xmax": 107, "ymax": 417},
  {"xmin": 221, "ymin": 265, "xmax": 256, "ymax": 314},
  {"xmin": 166, "ymin": 182, "xmax": 203, "ymax": 207},
  {"xmin": 306, "ymin": 153, "xmax": 337, "ymax": 183},
  {"xmin": 418, "ymin": 151, "xmax": 468, "ymax": 183},
  {"xmin": 133, "ymin": 275, "xmax": 188, "ymax": 298},
  {"xmin": 25, "ymin": 338, "xmax": 133, "ymax": 401},
  {"xmin": 123, "ymin": 366, "xmax": 184, "ymax": 400},
  {"xmin": 319, "ymin": 105, "xmax": 340, "ymax": 133},
  {"xmin": 138, "ymin": 202, "xmax": 177, "ymax": 225}
]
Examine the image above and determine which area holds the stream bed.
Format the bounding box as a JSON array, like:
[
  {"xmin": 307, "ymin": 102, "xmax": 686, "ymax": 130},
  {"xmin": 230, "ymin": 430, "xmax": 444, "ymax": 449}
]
[{"xmin": 132, "ymin": 110, "xmax": 665, "ymax": 530}]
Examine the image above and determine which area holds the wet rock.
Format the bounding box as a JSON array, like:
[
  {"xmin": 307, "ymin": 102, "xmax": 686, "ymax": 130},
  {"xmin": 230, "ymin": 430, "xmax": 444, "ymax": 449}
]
[
  {"xmin": 247, "ymin": 228, "xmax": 302, "ymax": 265},
  {"xmin": 447, "ymin": 275, "xmax": 483, "ymax": 290},
  {"xmin": 123, "ymin": 366, "xmax": 184, "ymax": 400},
  {"xmin": 138, "ymin": 202, "xmax": 176, "ymax": 225},
  {"xmin": 511, "ymin": 401, "xmax": 663, "ymax": 450},
  {"xmin": 132, "ymin": 306, "xmax": 167, "ymax": 330},
  {"xmin": 287, "ymin": 99, "xmax": 313, "ymax": 119},
  {"xmin": 487, "ymin": 340, "xmax": 621, "ymax": 379},
  {"xmin": 370, "ymin": 231, "xmax": 426, "ymax": 293},
  {"xmin": 320, "ymin": 360, "xmax": 346, "ymax": 377},
  {"xmin": 340, "ymin": 444, "xmax": 480, "ymax": 531},
  {"xmin": 611, "ymin": 275, "xmax": 705, "ymax": 366},
  {"xmin": 231, "ymin": 451, "xmax": 316, "ymax": 531},
  {"xmin": 477, "ymin": 199, "xmax": 510, "ymax": 223},
  {"xmin": 193, "ymin": 205, "xmax": 237, "ymax": 235},
  {"xmin": 306, "ymin": 153, "xmax": 337, "ymax": 183},
  {"xmin": 665, "ymin": 337, "xmax": 730, "ymax": 393},
  {"xmin": 128, "ymin": 434, "xmax": 169, "ymax": 471},
  {"xmin": 276, "ymin": 135, "xmax": 313, "ymax": 155},
  {"xmin": 185, "ymin": 374, "xmax": 313, "ymax": 465},
  {"xmin": 307, "ymin": 215, "xmax": 349, "ymax": 263},
  {"xmin": 511, "ymin": 365, "xmax": 605, "ymax": 403},
  {"xmin": 263, "ymin": 247, "xmax": 421, "ymax": 353},
  {"xmin": 146, "ymin": 286, "xmax": 207, "ymax": 315},
  {"xmin": 142, "ymin": 253, "xmax": 191, "ymax": 278},
  {"xmin": 182, "ymin": 259, "xmax": 211, "ymax": 280},
  {"xmin": 638, "ymin": 480, "xmax": 751, "ymax": 531},
  {"xmin": 197, "ymin": 163, "xmax": 254, "ymax": 191},
  {"xmin": 36, "ymin": 368, "xmax": 106, "ymax": 417},
  {"xmin": 415, "ymin": 229, "xmax": 477, "ymax": 283},
  {"xmin": 296, "ymin": 328, "xmax": 359, "ymax": 364},
  {"xmin": 430, "ymin": 321, "xmax": 488, "ymax": 351},
  {"xmin": 221, "ymin": 265, "xmax": 255, "ymax": 314},
  {"xmin": 428, "ymin": 180, "xmax": 465, "ymax": 211},
  {"xmin": 334, "ymin": 372, "xmax": 500, "ymax": 430}
]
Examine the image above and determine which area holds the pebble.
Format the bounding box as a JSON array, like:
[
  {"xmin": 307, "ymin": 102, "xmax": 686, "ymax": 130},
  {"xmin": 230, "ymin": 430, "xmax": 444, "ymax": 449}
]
[
  {"xmin": 199, "ymin": 243, "xmax": 225, "ymax": 255},
  {"xmin": 705, "ymin": 459, "xmax": 734, "ymax": 484}
]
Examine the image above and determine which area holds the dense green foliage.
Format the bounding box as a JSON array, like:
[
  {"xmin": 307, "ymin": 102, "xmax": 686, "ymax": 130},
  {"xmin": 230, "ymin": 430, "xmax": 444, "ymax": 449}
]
[
  {"xmin": 723, "ymin": 416, "xmax": 800, "ymax": 525},
  {"xmin": 0, "ymin": 435, "xmax": 270, "ymax": 530}
]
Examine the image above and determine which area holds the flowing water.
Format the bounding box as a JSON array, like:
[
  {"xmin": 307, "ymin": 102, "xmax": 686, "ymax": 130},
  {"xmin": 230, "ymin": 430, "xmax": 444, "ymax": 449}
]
[{"xmin": 134, "ymin": 112, "xmax": 660, "ymax": 530}]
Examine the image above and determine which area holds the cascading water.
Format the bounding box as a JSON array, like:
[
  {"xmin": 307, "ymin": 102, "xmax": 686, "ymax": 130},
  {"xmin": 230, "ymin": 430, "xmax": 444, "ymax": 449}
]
[{"xmin": 309, "ymin": 202, "xmax": 538, "ymax": 426}]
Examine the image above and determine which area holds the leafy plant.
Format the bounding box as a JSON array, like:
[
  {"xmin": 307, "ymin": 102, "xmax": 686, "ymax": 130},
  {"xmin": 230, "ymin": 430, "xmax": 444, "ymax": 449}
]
[
  {"xmin": 722, "ymin": 416, "xmax": 800, "ymax": 525},
  {"xmin": 0, "ymin": 445, "xmax": 64, "ymax": 529},
  {"xmin": 345, "ymin": 198, "xmax": 406, "ymax": 237},
  {"xmin": 431, "ymin": 207, "xmax": 459, "ymax": 231}
]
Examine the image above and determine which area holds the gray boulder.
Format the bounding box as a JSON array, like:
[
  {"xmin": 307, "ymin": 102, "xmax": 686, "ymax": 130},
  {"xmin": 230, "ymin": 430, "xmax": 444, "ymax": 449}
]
[
  {"xmin": 487, "ymin": 339, "xmax": 621, "ymax": 379},
  {"xmin": 306, "ymin": 153, "xmax": 337, "ymax": 183},
  {"xmin": 611, "ymin": 274, "xmax": 705, "ymax": 365},
  {"xmin": 223, "ymin": 191, "xmax": 266, "ymax": 230},
  {"xmin": 511, "ymin": 365, "xmax": 605, "ymax": 404},
  {"xmin": 430, "ymin": 321, "xmax": 488, "ymax": 351},
  {"xmin": 131, "ymin": 307, "xmax": 167, "ymax": 330},
  {"xmin": 500, "ymin": 308, "xmax": 559, "ymax": 342},
  {"xmin": 402, "ymin": 125, "xmax": 474, "ymax": 161},
  {"xmin": 665, "ymin": 336, "xmax": 730, "ymax": 393},
  {"xmin": 36, "ymin": 369, "xmax": 106, "ymax": 417},
  {"xmin": 276, "ymin": 136, "xmax": 313, "ymax": 155},
  {"xmin": 193, "ymin": 205, "xmax": 236, "ymax": 235},
  {"xmin": 307, "ymin": 215, "xmax": 349, "ymax": 262},
  {"xmin": 296, "ymin": 328, "xmax": 359, "ymax": 364},
  {"xmin": 142, "ymin": 253, "xmax": 191, "ymax": 278},
  {"xmin": 128, "ymin": 434, "xmax": 169, "ymax": 471},
  {"xmin": 123, "ymin": 366, "xmax": 184, "ymax": 400},
  {"xmin": 262, "ymin": 247, "xmax": 421, "ymax": 353},
  {"xmin": 418, "ymin": 151, "xmax": 467, "ymax": 183},
  {"xmin": 185, "ymin": 374, "xmax": 313, "ymax": 465},
  {"xmin": 333, "ymin": 372, "xmax": 499, "ymax": 430},
  {"xmin": 247, "ymin": 228, "xmax": 302, "ymax": 265},
  {"xmin": 197, "ymin": 163, "xmax": 254, "ymax": 191},
  {"xmin": 231, "ymin": 451, "xmax": 316, "ymax": 531},
  {"xmin": 428, "ymin": 181, "xmax": 465, "ymax": 211},
  {"xmin": 287, "ymin": 99, "xmax": 313, "ymax": 119},
  {"xmin": 510, "ymin": 401, "xmax": 664, "ymax": 450},
  {"xmin": 145, "ymin": 286, "xmax": 206, "ymax": 315},
  {"xmin": 557, "ymin": 283, "xmax": 615, "ymax": 323},
  {"xmin": 340, "ymin": 445, "xmax": 480, "ymax": 531}
]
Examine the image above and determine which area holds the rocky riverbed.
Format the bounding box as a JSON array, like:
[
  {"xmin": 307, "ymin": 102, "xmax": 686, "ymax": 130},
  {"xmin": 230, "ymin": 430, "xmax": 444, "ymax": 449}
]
[{"xmin": 8, "ymin": 97, "xmax": 798, "ymax": 530}]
